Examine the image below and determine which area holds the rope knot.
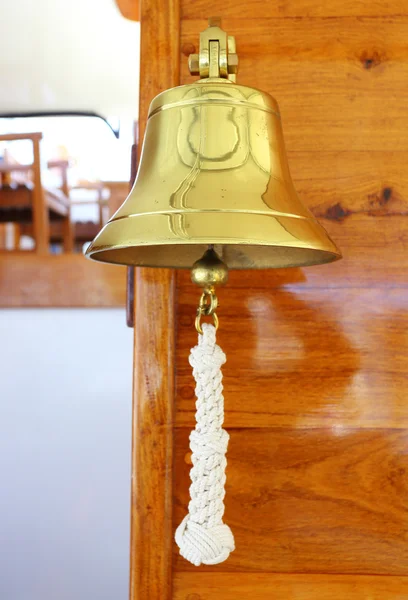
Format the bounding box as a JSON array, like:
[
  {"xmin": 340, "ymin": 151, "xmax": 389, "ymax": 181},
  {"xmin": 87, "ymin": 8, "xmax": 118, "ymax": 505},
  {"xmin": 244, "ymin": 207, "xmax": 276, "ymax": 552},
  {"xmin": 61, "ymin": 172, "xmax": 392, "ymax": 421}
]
[
  {"xmin": 175, "ymin": 324, "xmax": 235, "ymax": 567},
  {"xmin": 175, "ymin": 516, "xmax": 235, "ymax": 567},
  {"xmin": 190, "ymin": 429, "xmax": 229, "ymax": 457},
  {"xmin": 189, "ymin": 323, "xmax": 226, "ymax": 372}
]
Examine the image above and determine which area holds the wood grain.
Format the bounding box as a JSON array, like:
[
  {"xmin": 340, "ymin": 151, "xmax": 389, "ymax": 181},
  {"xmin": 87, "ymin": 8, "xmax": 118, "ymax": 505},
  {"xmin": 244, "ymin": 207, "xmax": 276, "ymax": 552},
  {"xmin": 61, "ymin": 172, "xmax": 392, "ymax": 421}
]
[
  {"xmin": 135, "ymin": 1, "xmax": 408, "ymax": 597},
  {"xmin": 174, "ymin": 428, "xmax": 408, "ymax": 574},
  {"xmin": 129, "ymin": 0, "xmax": 179, "ymax": 599},
  {"xmin": 0, "ymin": 254, "xmax": 126, "ymax": 307},
  {"xmin": 175, "ymin": 286, "xmax": 408, "ymax": 429},
  {"xmin": 181, "ymin": 18, "xmax": 408, "ymax": 151},
  {"xmin": 181, "ymin": 1, "xmax": 408, "ymax": 18},
  {"xmin": 288, "ymin": 151, "xmax": 408, "ymax": 222},
  {"xmin": 182, "ymin": 17, "xmax": 408, "ymax": 92},
  {"xmin": 131, "ymin": 269, "xmax": 175, "ymax": 600},
  {"xmin": 173, "ymin": 573, "xmax": 408, "ymax": 599}
]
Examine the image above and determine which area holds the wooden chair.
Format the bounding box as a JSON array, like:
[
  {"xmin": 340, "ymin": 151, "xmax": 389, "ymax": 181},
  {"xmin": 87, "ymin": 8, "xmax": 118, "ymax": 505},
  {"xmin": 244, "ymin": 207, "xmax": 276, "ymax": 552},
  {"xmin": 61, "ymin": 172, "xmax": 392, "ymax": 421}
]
[
  {"xmin": 49, "ymin": 181, "xmax": 129, "ymax": 251},
  {"xmin": 0, "ymin": 132, "xmax": 74, "ymax": 254},
  {"xmin": 46, "ymin": 181, "xmax": 109, "ymax": 251}
]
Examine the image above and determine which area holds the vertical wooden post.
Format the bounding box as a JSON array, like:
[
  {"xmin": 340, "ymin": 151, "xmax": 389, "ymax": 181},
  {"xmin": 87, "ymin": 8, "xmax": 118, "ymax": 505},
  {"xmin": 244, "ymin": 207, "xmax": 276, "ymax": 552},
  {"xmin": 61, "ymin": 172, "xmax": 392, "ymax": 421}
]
[
  {"xmin": 32, "ymin": 135, "xmax": 50, "ymax": 255},
  {"xmin": 129, "ymin": 1, "xmax": 180, "ymax": 599},
  {"xmin": 0, "ymin": 224, "xmax": 7, "ymax": 250},
  {"xmin": 58, "ymin": 161, "xmax": 74, "ymax": 254},
  {"xmin": 61, "ymin": 215, "xmax": 74, "ymax": 253},
  {"xmin": 13, "ymin": 223, "xmax": 21, "ymax": 250},
  {"xmin": 131, "ymin": 269, "xmax": 175, "ymax": 599}
]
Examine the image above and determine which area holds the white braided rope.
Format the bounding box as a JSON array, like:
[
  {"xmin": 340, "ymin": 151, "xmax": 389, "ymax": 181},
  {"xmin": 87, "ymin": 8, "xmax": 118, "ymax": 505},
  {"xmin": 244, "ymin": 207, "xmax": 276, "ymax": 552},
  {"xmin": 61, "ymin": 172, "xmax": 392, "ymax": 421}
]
[{"xmin": 175, "ymin": 323, "xmax": 235, "ymax": 567}]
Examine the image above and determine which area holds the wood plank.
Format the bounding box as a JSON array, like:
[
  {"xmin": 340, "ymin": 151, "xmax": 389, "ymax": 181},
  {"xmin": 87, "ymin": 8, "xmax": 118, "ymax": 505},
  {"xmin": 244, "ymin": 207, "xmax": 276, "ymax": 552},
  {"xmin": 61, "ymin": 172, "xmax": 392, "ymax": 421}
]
[
  {"xmin": 174, "ymin": 573, "xmax": 408, "ymax": 599},
  {"xmin": 0, "ymin": 254, "xmax": 126, "ymax": 307},
  {"xmin": 182, "ymin": 17, "xmax": 408, "ymax": 92},
  {"xmin": 278, "ymin": 95, "xmax": 408, "ymax": 152},
  {"xmin": 173, "ymin": 428, "xmax": 408, "ymax": 574},
  {"xmin": 172, "ymin": 4, "xmax": 408, "ymax": 596},
  {"xmin": 131, "ymin": 269, "xmax": 175, "ymax": 600},
  {"xmin": 129, "ymin": 0, "xmax": 179, "ymax": 599},
  {"xmin": 181, "ymin": 18, "xmax": 408, "ymax": 150},
  {"xmin": 288, "ymin": 151, "xmax": 408, "ymax": 221},
  {"xmin": 175, "ymin": 287, "xmax": 408, "ymax": 428},
  {"xmin": 0, "ymin": 132, "xmax": 42, "ymax": 142},
  {"xmin": 31, "ymin": 136, "xmax": 49, "ymax": 255},
  {"xmin": 172, "ymin": 212, "xmax": 408, "ymax": 289},
  {"xmin": 181, "ymin": 1, "xmax": 408, "ymax": 18}
]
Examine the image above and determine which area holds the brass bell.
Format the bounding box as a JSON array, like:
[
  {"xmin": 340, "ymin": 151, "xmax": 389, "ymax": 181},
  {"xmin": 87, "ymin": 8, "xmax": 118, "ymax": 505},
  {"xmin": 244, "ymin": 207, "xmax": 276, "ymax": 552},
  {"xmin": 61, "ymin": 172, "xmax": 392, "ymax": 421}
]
[{"xmin": 86, "ymin": 19, "xmax": 341, "ymax": 270}]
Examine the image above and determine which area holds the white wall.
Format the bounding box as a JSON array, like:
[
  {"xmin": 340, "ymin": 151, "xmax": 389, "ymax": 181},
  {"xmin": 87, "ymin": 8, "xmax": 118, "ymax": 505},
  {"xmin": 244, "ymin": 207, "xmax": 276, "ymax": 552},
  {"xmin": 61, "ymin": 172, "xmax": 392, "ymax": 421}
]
[
  {"xmin": 0, "ymin": 0, "xmax": 140, "ymax": 118},
  {"xmin": 0, "ymin": 309, "xmax": 133, "ymax": 600}
]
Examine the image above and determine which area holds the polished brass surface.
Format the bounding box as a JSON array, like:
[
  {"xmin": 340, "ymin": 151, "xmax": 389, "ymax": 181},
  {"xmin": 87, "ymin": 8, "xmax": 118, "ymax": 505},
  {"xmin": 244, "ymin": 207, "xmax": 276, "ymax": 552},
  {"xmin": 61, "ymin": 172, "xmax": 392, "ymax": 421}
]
[
  {"xmin": 191, "ymin": 248, "xmax": 229, "ymax": 288},
  {"xmin": 86, "ymin": 22, "xmax": 341, "ymax": 269},
  {"xmin": 195, "ymin": 287, "xmax": 219, "ymax": 334},
  {"xmin": 188, "ymin": 17, "xmax": 238, "ymax": 81},
  {"xmin": 191, "ymin": 247, "xmax": 226, "ymax": 333}
]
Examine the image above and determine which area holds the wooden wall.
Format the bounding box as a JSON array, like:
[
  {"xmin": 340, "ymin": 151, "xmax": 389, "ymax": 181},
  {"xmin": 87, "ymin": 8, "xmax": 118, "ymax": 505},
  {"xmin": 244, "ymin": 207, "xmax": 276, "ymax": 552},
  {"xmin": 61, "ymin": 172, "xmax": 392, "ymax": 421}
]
[
  {"xmin": 2, "ymin": 255, "xmax": 126, "ymax": 307},
  {"xmin": 132, "ymin": 1, "xmax": 408, "ymax": 599}
]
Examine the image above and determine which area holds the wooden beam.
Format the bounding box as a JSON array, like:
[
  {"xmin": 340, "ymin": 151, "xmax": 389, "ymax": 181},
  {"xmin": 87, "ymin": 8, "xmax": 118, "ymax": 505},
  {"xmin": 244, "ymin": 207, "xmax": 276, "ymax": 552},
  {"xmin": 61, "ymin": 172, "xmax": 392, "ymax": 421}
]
[
  {"xmin": 129, "ymin": 0, "xmax": 180, "ymax": 599},
  {"xmin": 181, "ymin": 0, "xmax": 408, "ymax": 18},
  {"xmin": 181, "ymin": 18, "xmax": 408, "ymax": 151},
  {"xmin": 0, "ymin": 254, "xmax": 126, "ymax": 307},
  {"xmin": 0, "ymin": 132, "xmax": 42, "ymax": 142},
  {"xmin": 131, "ymin": 269, "xmax": 175, "ymax": 600},
  {"xmin": 174, "ymin": 573, "xmax": 408, "ymax": 599},
  {"xmin": 175, "ymin": 285, "xmax": 408, "ymax": 429},
  {"xmin": 174, "ymin": 428, "xmax": 408, "ymax": 574},
  {"xmin": 31, "ymin": 136, "xmax": 50, "ymax": 255}
]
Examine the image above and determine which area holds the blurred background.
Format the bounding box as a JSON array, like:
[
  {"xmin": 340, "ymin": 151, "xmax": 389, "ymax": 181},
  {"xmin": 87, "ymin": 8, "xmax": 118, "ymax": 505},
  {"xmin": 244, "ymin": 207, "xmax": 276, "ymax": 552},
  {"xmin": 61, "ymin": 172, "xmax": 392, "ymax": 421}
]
[{"xmin": 0, "ymin": 1, "xmax": 140, "ymax": 598}]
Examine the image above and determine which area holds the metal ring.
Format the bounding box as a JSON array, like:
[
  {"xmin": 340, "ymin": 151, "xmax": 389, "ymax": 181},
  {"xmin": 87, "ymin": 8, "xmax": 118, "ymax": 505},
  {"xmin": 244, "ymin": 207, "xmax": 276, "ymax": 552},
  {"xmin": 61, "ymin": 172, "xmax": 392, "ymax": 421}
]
[
  {"xmin": 198, "ymin": 289, "xmax": 218, "ymax": 315},
  {"xmin": 195, "ymin": 309, "xmax": 219, "ymax": 334}
]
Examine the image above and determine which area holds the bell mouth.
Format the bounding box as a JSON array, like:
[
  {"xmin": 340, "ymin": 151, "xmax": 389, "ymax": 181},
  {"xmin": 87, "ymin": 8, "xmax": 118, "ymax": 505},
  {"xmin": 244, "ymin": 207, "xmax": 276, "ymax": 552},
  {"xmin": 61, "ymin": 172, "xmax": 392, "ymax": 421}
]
[
  {"xmin": 85, "ymin": 210, "xmax": 341, "ymax": 269},
  {"xmin": 86, "ymin": 242, "xmax": 341, "ymax": 270}
]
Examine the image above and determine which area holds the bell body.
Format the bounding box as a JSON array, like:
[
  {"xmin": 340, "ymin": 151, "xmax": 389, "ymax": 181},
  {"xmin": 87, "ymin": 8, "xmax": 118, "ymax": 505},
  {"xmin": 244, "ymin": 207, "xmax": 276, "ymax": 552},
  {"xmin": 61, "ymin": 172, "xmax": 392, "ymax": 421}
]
[{"xmin": 86, "ymin": 80, "xmax": 341, "ymax": 268}]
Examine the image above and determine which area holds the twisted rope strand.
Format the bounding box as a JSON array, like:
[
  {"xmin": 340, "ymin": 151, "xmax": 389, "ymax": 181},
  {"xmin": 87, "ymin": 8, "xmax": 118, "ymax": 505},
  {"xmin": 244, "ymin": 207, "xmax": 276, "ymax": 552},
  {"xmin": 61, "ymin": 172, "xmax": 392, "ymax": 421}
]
[{"xmin": 175, "ymin": 323, "xmax": 235, "ymax": 566}]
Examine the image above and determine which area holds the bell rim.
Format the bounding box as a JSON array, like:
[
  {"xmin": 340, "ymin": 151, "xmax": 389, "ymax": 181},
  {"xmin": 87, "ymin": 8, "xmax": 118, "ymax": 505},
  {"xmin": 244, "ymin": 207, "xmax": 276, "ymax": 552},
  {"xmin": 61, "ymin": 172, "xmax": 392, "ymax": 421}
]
[
  {"xmin": 85, "ymin": 208, "xmax": 341, "ymax": 269},
  {"xmin": 85, "ymin": 240, "xmax": 342, "ymax": 270}
]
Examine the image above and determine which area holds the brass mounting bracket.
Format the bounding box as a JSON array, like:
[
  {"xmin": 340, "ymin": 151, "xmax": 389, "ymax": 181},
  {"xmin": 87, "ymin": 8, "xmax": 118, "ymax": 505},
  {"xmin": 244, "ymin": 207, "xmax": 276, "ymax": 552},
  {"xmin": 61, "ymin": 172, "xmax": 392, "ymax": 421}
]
[{"xmin": 188, "ymin": 17, "xmax": 239, "ymax": 82}]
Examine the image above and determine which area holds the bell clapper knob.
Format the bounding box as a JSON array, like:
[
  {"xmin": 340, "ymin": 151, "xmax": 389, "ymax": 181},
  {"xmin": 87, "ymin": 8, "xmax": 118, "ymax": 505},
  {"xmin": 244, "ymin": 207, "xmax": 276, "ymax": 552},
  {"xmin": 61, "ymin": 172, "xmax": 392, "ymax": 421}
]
[
  {"xmin": 191, "ymin": 247, "xmax": 229, "ymax": 334},
  {"xmin": 191, "ymin": 246, "xmax": 229, "ymax": 289}
]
